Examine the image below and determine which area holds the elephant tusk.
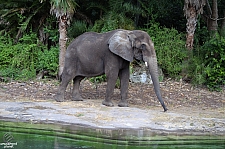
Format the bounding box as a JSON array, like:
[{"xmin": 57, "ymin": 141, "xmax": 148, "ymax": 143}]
[{"xmin": 145, "ymin": 62, "xmax": 148, "ymax": 67}]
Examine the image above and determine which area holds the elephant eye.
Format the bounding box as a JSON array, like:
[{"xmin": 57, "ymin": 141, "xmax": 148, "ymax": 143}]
[{"xmin": 141, "ymin": 44, "xmax": 146, "ymax": 50}]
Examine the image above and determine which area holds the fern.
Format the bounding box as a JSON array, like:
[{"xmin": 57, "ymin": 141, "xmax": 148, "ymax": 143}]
[{"xmin": 68, "ymin": 20, "xmax": 89, "ymax": 38}]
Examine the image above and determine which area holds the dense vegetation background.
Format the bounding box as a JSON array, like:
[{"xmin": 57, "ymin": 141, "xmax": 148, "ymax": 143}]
[{"xmin": 0, "ymin": 0, "xmax": 224, "ymax": 91}]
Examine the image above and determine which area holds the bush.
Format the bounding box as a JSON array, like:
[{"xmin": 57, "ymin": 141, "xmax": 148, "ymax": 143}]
[
  {"xmin": 68, "ymin": 20, "xmax": 90, "ymax": 39},
  {"xmin": 0, "ymin": 32, "xmax": 59, "ymax": 80},
  {"xmin": 186, "ymin": 56, "xmax": 207, "ymax": 86},
  {"xmin": 0, "ymin": 33, "xmax": 38, "ymax": 80},
  {"xmin": 201, "ymin": 34, "xmax": 225, "ymax": 91},
  {"xmin": 187, "ymin": 34, "xmax": 225, "ymax": 91},
  {"xmin": 36, "ymin": 46, "xmax": 59, "ymax": 76},
  {"xmin": 144, "ymin": 22, "xmax": 187, "ymax": 78}
]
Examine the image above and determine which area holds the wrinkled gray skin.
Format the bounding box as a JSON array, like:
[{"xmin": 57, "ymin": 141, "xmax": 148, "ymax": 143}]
[{"xmin": 55, "ymin": 29, "xmax": 168, "ymax": 112}]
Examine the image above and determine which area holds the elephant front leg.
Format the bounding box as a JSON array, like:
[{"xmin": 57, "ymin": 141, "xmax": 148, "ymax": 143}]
[
  {"xmin": 118, "ymin": 68, "xmax": 129, "ymax": 107},
  {"xmin": 72, "ymin": 76, "xmax": 85, "ymax": 101},
  {"xmin": 102, "ymin": 72, "xmax": 118, "ymax": 107}
]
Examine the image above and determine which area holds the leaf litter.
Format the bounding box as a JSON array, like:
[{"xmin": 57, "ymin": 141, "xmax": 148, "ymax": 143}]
[{"xmin": 0, "ymin": 78, "xmax": 224, "ymax": 114}]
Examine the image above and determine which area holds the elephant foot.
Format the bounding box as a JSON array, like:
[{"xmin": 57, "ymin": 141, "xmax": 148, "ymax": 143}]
[
  {"xmin": 71, "ymin": 95, "xmax": 84, "ymax": 101},
  {"xmin": 161, "ymin": 103, "xmax": 168, "ymax": 112},
  {"xmin": 102, "ymin": 100, "xmax": 114, "ymax": 107},
  {"xmin": 163, "ymin": 107, "xmax": 168, "ymax": 112},
  {"xmin": 54, "ymin": 93, "xmax": 64, "ymax": 102},
  {"xmin": 118, "ymin": 100, "xmax": 129, "ymax": 107}
]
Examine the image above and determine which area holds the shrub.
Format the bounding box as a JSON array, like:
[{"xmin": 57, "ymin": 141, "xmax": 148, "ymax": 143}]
[
  {"xmin": 201, "ymin": 34, "xmax": 225, "ymax": 91},
  {"xmin": 0, "ymin": 33, "xmax": 39, "ymax": 80},
  {"xmin": 186, "ymin": 56, "xmax": 207, "ymax": 86},
  {"xmin": 36, "ymin": 46, "xmax": 59, "ymax": 77},
  {"xmin": 187, "ymin": 33, "xmax": 225, "ymax": 91},
  {"xmin": 68, "ymin": 20, "xmax": 90, "ymax": 39},
  {"xmin": 0, "ymin": 32, "xmax": 59, "ymax": 80},
  {"xmin": 144, "ymin": 22, "xmax": 187, "ymax": 78}
]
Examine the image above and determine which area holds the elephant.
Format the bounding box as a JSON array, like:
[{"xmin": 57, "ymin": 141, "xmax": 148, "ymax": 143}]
[{"xmin": 54, "ymin": 29, "xmax": 168, "ymax": 112}]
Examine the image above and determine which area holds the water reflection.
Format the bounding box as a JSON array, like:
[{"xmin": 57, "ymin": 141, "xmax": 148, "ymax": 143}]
[{"xmin": 0, "ymin": 120, "xmax": 224, "ymax": 149}]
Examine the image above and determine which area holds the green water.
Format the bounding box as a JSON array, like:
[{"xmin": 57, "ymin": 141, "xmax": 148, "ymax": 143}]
[{"xmin": 0, "ymin": 120, "xmax": 224, "ymax": 149}]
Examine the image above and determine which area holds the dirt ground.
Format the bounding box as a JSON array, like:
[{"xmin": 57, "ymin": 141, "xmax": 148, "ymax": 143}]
[
  {"xmin": 0, "ymin": 78, "xmax": 225, "ymax": 134},
  {"xmin": 0, "ymin": 78, "xmax": 224, "ymax": 114}
]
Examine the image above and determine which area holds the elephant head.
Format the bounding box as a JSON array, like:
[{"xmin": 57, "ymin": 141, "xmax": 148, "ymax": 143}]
[{"xmin": 108, "ymin": 30, "xmax": 168, "ymax": 112}]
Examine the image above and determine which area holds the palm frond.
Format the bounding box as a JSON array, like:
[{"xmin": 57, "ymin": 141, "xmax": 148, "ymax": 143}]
[
  {"xmin": 184, "ymin": 0, "xmax": 206, "ymax": 17},
  {"xmin": 0, "ymin": 0, "xmax": 52, "ymax": 41},
  {"xmin": 19, "ymin": 3, "xmax": 44, "ymax": 33},
  {"xmin": 50, "ymin": 0, "xmax": 78, "ymax": 19}
]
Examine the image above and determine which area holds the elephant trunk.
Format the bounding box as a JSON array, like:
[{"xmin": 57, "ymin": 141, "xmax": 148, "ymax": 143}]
[{"xmin": 146, "ymin": 57, "xmax": 168, "ymax": 112}]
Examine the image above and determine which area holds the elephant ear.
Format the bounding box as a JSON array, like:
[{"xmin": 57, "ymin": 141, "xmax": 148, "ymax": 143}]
[{"xmin": 108, "ymin": 30, "xmax": 136, "ymax": 62}]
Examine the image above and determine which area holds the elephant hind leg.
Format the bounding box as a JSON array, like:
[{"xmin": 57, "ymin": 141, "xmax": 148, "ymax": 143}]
[
  {"xmin": 72, "ymin": 76, "xmax": 85, "ymax": 101},
  {"xmin": 54, "ymin": 72, "xmax": 74, "ymax": 102}
]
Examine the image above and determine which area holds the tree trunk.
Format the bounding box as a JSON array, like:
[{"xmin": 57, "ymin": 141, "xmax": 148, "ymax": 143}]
[
  {"xmin": 221, "ymin": 10, "xmax": 225, "ymax": 36},
  {"xmin": 184, "ymin": 0, "xmax": 206, "ymax": 50},
  {"xmin": 58, "ymin": 15, "xmax": 68, "ymax": 77},
  {"xmin": 207, "ymin": 0, "xmax": 218, "ymax": 34},
  {"xmin": 185, "ymin": 6, "xmax": 197, "ymax": 50},
  {"xmin": 134, "ymin": 0, "xmax": 140, "ymax": 28}
]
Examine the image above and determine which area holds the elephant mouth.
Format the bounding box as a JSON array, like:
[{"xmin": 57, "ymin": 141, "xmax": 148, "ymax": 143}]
[{"xmin": 133, "ymin": 57, "xmax": 144, "ymax": 63}]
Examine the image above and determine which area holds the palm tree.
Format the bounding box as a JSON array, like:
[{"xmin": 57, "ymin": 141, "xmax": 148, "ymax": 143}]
[
  {"xmin": 0, "ymin": 0, "xmax": 50, "ymax": 43},
  {"xmin": 184, "ymin": 0, "xmax": 206, "ymax": 50},
  {"xmin": 50, "ymin": 0, "xmax": 78, "ymax": 77}
]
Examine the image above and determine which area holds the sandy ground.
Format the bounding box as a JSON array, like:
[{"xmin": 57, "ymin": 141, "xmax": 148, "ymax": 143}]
[{"xmin": 0, "ymin": 79, "xmax": 224, "ymax": 135}]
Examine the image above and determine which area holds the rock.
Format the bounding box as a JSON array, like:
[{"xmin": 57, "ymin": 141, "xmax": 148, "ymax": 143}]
[
  {"xmin": 130, "ymin": 71, "xmax": 152, "ymax": 84},
  {"xmin": 129, "ymin": 63, "xmax": 164, "ymax": 84}
]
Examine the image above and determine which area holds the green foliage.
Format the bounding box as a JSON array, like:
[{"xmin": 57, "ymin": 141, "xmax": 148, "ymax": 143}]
[
  {"xmin": 89, "ymin": 75, "xmax": 120, "ymax": 89},
  {"xmin": 91, "ymin": 11, "xmax": 135, "ymax": 33},
  {"xmin": 0, "ymin": 32, "xmax": 58, "ymax": 80},
  {"xmin": 50, "ymin": 0, "xmax": 78, "ymax": 16},
  {"xmin": 0, "ymin": 0, "xmax": 51, "ymax": 38},
  {"xmin": 90, "ymin": 0, "xmax": 138, "ymax": 33},
  {"xmin": 201, "ymin": 35, "xmax": 225, "ymax": 91},
  {"xmin": 145, "ymin": 22, "xmax": 187, "ymax": 78},
  {"xmin": 90, "ymin": 75, "xmax": 107, "ymax": 84},
  {"xmin": 186, "ymin": 56, "xmax": 207, "ymax": 86},
  {"xmin": 194, "ymin": 26, "xmax": 210, "ymax": 47},
  {"xmin": 37, "ymin": 46, "xmax": 59, "ymax": 76},
  {"xmin": 68, "ymin": 20, "xmax": 90, "ymax": 38},
  {"xmin": 0, "ymin": 33, "xmax": 39, "ymax": 80},
  {"xmin": 43, "ymin": 17, "xmax": 59, "ymax": 44},
  {"xmin": 188, "ymin": 34, "xmax": 225, "ymax": 91}
]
